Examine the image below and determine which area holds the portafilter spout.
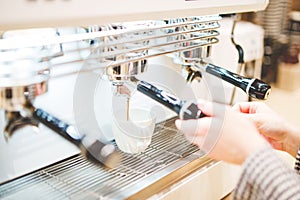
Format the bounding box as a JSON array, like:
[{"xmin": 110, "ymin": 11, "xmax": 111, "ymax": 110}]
[
  {"xmin": 105, "ymin": 54, "xmax": 148, "ymax": 121},
  {"xmin": 3, "ymin": 111, "xmax": 39, "ymax": 141},
  {"xmin": 0, "ymin": 28, "xmax": 60, "ymax": 140},
  {"xmin": 1, "ymin": 82, "xmax": 48, "ymax": 140}
]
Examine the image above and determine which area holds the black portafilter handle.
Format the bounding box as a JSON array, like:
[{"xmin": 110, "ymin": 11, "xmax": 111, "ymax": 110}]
[
  {"xmin": 205, "ymin": 63, "xmax": 271, "ymax": 100},
  {"xmin": 137, "ymin": 81, "xmax": 206, "ymax": 120},
  {"xmin": 33, "ymin": 109, "xmax": 82, "ymax": 147},
  {"xmin": 33, "ymin": 108, "xmax": 121, "ymax": 168}
]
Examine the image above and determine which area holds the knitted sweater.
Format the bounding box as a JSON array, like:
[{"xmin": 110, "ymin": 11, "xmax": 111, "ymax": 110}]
[{"xmin": 233, "ymin": 145, "xmax": 300, "ymax": 200}]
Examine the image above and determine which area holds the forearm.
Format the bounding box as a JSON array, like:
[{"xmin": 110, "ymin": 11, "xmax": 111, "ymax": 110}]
[{"xmin": 233, "ymin": 145, "xmax": 300, "ymax": 200}]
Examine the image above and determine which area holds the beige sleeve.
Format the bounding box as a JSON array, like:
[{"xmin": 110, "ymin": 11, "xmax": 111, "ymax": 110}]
[{"xmin": 233, "ymin": 145, "xmax": 300, "ymax": 200}]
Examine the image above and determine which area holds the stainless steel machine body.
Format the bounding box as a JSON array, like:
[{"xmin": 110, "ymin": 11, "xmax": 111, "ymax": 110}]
[{"xmin": 0, "ymin": 1, "xmax": 269, "ymax": 199}]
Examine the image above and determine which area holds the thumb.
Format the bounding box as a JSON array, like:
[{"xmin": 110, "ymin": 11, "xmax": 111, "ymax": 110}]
[
  {"xmin": 175, "ymin": 119, "xmax": 201, "ymax": 136},
  {"xmin": 196, "ymin": 100, "xmax": 213, "ymax": 116},
  {"xmin": 176, "ymin": 117, "xmax": 218, "ymax": 153},
  {"xmin": 175, "ymin": 119, "xmax": 205, "ymax": 146}
]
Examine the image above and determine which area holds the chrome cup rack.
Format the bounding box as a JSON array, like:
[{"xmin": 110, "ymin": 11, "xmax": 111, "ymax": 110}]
[{"xmin": 0, "ymin": 15, "xmax": 221, "ymax": 81}]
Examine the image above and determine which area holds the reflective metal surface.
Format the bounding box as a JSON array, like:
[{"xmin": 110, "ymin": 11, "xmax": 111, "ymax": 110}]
[
  {"xmin": 0, "ymin": 16, "xmax": 221, "ymax": 83},
  {"xmin": 0, "ymin": 82, "xmax": 48, "ymax": 111},
  {"xmin": 0, "ymin": 16, "xmax": 220, "ymax": 143}
]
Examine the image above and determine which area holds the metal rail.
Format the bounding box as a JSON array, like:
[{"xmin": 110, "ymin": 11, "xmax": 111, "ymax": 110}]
[{"xmin": 0, "ymin": 16, "xmax": 221, "ymax": 86}]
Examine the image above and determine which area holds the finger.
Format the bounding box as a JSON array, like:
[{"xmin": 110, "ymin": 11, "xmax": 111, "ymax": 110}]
[
  {"xmin": 196, "ymin": 101, "xmax": 227, "ymax": 118},
  {"xmin": 176, "ymin": 117, "xmax": 213, "ymax": 136},
  {"xmin": 175, "ymin": 119, "xmax": 201, "ymax": 136},
  {"xmin": 195, "ymin": 99, "xmax": 212, "ymax": 116},
  {"xmin": 233, "ymin": 102, "xmax": 268, "ymax": 114},
  {"xmin": 175, "ymin": 119, "xmax": 205, "ymax": 146},
  {"xmin": 176, "ymin": 117, "xmax": 220, "ymax": 153},
  {"xmin": 196, "ymin": 99, "xmax": 208, "ymax": 108},
  {"xmin": 197, "ymin": 101, "xmax": 213, "ymax": 115},
  {"xmin": 232, "ymin": 102, "xmax": 252, "ymax": 113},
  {"xmin": 232, "ymin": 103, "xmax": 260, "ymax": 125}
]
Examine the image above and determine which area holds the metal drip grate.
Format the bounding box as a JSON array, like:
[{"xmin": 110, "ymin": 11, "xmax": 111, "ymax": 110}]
[{"xmin": 0, "ymin": 118, "xmax": 205, "ymax": 200}]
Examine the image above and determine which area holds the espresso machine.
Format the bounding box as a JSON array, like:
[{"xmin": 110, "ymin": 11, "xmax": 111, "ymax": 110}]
[{"xmin": 0, "ymin": 1, "xmax": 270, "ymax": 199}]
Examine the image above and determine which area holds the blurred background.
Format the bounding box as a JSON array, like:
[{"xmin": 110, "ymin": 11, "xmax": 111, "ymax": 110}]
[{"xmin": 240, "ymin": 0, "xmax": 300, "ymax": 126}]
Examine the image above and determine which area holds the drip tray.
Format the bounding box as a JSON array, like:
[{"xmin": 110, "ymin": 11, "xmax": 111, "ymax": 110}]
[{"xmin": 0, "ymin": 117, "xmax": 214, "ymax": 200}]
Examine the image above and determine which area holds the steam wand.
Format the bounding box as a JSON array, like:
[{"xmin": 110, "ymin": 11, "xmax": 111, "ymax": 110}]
[
  {"xmin": 229, "ymin": 14, "xmax": 246, "ymax": 105},
  {"xmin": 196, "ymin": 61, "xmax": 271, "ymax": 100}
]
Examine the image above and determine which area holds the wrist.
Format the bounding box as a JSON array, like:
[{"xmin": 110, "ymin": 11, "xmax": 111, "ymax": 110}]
[
  {"xmin": 240, "ymin": 134, "xmax": 269, "ymax": 164},
  {"xmin": 285, "ymin": 126, "xmax": 300, "ymax": 157}
]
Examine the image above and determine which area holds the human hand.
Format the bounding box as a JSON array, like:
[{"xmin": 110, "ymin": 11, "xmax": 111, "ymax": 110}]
[
  {"xmin": 175, "ymin": 100, "xmax": 267, "ymax": 165},
  {"xmin": 233, "ymin": 102, "xmax": 300, "ymax": 157}
]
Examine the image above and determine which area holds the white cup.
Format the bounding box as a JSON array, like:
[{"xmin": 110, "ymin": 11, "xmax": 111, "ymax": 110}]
[{"xmin": 112, "ymin": 108, "xmax": 156, "ymax": 154}]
